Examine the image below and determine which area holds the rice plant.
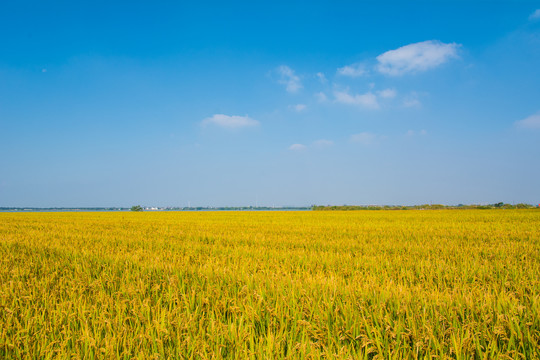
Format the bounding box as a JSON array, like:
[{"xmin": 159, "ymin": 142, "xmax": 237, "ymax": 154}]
[{"xmin": 1, "ymin": 210, "xmax": 539, "ymax": 359}]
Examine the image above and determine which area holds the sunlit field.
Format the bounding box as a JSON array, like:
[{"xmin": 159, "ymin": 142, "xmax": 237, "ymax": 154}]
[{"xmin": 1, "ymin": 210, "xmax": 539, "ymax": 359}]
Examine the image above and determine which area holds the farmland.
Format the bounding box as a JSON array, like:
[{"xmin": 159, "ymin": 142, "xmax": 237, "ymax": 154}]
[{"xmin": 0, "ymin": 210, "xmax": 539, "ymax": 359}]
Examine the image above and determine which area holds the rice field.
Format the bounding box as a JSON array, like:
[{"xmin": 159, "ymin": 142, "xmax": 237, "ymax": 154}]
[{"xmin": 0, "ymin": 210, "xmax": 539, "ymax": 359}]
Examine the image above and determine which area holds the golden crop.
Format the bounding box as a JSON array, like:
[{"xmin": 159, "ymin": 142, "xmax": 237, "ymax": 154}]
[{"xmin": 0, "ymin": 210, "xmax": 539, "ymax": 359}]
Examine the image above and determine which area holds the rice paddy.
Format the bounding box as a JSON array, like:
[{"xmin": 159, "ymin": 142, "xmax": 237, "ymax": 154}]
[{"xmin": 1, "ymin": 210, "xmax": 539, "ymax": 359}]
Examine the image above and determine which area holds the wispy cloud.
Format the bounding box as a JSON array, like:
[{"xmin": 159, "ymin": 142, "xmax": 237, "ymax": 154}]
[
  {"xmin": 289, "ymin": 140, "xmax": 333, "ymax": 151},
  {"xmin": 315, "ymin": 92, "xmax": 328, "ymax": 102},
  {"xmin": 337, "ymin": 62, "xmax": 367, "ymax": 77},
  {"xmin": 403, "ymin": 92, "xmax": 421, "ymax": 108},
  {"xmin": 350, "ymin": 132, "xmax": 378, "ymax": 145},
  {"xmin": 403, "ymin": 98, "xmax": 421, "ymax": 108},
  {"xmin": 515, "ymin": 111, "xmax": 540, "ymax": 129},
  {"xmin": 377, "ymin": 88, "xmax": 396, "ymax": 99},
  {"xmin": 277, "ymin": 65, "xmax": 302, "ymax": 93},
  {"xmin": 289, "ymin": 143, "xmax": 307, "ymax": 151},
  {"xmin": 289, "ymin": 104, "xmax": 307, "ymax": 112},
  {"xmin": 313, "ymin": 139, "xmax": 333, "ymax": 147},
  {"xmin": 202, "ymin": 114, "xmax": 259, "ymax": 129},
  {"xmin": 316, "ymin": 72, "xmax": 327, "ymax": 83},
  {"xmin": 529, "ymin": 9, "xmax": 540, "ymax": 20},
  {"xmin": 334, "ymin": 89, "xmax": 379, "ymax": 109},
  {"xmin": 376, "ymin": 40, "xmax": 460, "ymax": 76},
  {"xmin": 406, "ymin": 129, "xmax": 427, "ymax": 136}
]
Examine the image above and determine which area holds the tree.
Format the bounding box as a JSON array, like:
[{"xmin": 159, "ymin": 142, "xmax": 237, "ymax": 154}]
[{"xmin": 131, "ymin": 205, "xmax": 143, "ymax": 212}]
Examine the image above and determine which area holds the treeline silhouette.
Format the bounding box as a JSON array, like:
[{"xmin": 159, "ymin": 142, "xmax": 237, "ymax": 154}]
[{"xmin": 313, "ymin": 203, "xmax": 537, "ymax": 211}]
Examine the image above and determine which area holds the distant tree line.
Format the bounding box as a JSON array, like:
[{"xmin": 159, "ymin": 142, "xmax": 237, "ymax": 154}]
[{"xmin": 312, "ymin": 203, "xmax": 537, "ymax": 211}]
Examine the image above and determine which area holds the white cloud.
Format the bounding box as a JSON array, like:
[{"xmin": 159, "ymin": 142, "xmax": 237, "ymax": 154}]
[
  {"xmin": 289, "ymin": 140, "xmax": 333, "ymax": 151},
  {"xmin": 289, "ymin": 104, "xmax": 307, "ymax": 112},
  {"xmin": 515, "ymin": 111, "xmax": 540, "ymax": 129},
  {"xmin": 403, "ymin": 92, "xmax": 421, "ymax": 108},
  {"xmin": 403, "ymin": 98, "xmax": 421, "ymax": 108},
  {"xmin": 277, "ymin": 65, "xmax": 302, "ymax": 93},
  {"xmin": 377, "ymin": 88, "xmax": 396, "ymax": 99},
  {"xmin": 376, "ymin": 40, "xmax": 460, "ymax": 76},
  {"xmin": 202, "ymin": 114, "xmax": 259, "ymax": 129},
  {"xmin": 529, "ymin": 9, "xmax": 540, "ymax": 20},
  {"xmin": 313, "ymin": 139, "xmax": 333, "ymax": 147},
  {"xmin": 316, "ymin": 72, "xmax": 327, "ymax": 83},
  {"xmin": 337, "ymin": 63, "xmax": 367, "ymax": 77},
  {"xmin": 334, "ymin": 89, "xmax": 379, "ymax": 109},
  {"xmin": 350, "ymin": 132, "xmax": 377, "ymax": 145},
  {"xmin": 315, "ymin": 92, "xmax": 328, "ymax": 102},
  {"xmin": 406, "ymin": 129, "xmax": 427, "ymax": 136},
  {"xmin": 289, "ymin": 143, "xmax": 306, "ymax": 151}
]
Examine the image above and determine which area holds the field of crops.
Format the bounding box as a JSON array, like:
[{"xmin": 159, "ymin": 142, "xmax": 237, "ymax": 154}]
[{"xmin": 0, "ymin": 210, "xmax": 539, "ymax": 359}]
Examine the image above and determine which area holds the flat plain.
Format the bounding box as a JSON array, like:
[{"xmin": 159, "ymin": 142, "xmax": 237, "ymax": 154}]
[{"xmin": 0, "ymin": 210, "xmax": 539, "ymax": 359}]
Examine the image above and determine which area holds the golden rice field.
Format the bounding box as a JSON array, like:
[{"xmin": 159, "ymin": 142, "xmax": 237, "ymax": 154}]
[{"xmin": 1, "ymin": 210, "xmax": 539, "ymax": 359}]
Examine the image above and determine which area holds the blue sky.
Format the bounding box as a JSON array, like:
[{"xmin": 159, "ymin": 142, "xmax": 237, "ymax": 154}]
[{"xmin": 1, "ymin": 1, "xmax": 540, "ymax": 207}]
